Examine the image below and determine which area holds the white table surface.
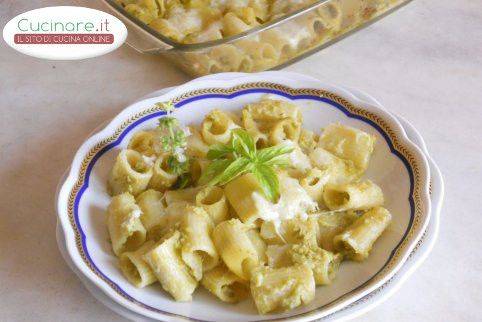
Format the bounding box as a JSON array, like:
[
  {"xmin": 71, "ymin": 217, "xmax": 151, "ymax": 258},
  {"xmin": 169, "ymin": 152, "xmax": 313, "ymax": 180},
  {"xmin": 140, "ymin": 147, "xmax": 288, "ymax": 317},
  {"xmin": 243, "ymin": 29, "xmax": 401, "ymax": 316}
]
[{"xmin": 1, "ymin": 0, "xmax": 481, "ymax": 321}]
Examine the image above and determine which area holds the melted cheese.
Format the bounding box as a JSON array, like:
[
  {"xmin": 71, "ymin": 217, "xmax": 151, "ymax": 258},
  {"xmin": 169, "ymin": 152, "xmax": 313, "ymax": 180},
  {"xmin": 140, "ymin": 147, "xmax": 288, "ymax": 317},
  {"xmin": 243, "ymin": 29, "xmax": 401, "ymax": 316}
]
[
  {"xmin": 252, "ymin": 176, "xmax": 317, "ymax": 230},
  {"xmin": 285, "ymin": 140, "xmax": 311, "ymax": 171}
]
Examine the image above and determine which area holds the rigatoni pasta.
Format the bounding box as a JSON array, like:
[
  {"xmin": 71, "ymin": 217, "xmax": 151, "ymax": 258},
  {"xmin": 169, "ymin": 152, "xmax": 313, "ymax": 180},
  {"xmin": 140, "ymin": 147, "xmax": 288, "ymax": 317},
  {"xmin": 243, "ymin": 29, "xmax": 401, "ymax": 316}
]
[
  {"xmin": 224, "ymin": 173, "xmax": 263, "ymax": 225},
  {"xmin": 212, "ymin": 219, "xmax": 261, "ymax": 280},
  {"xmin": 195, "ymin": 186, "xmax": 229, "ymax": 224},
  {"xmin": 135, "ymin": 189, "xmax": 166, "ymax": 235},
  {"xmin": 201, "ymin": 109, "xmax": 239, "ymax": 145},
  {"xmin": 179, "ymin": 206, "xmax": 219, "ymax": 280},
  {"xmin": 201, "ymin": 264, "xmax": 250, "ymax": 303},
  {"xmin": 127, "ymin": 130, "xmax": 157, "ymax": 156},
  {"xmin": 323, "ymin": 180, "xmax": 384, "ymax": 211},
  {"xmin": 143, "ymin": 230, "xmax": 198, "ymax": 301},
  {"xmin": 107, "ymin": 192, "xmax": 146, "ymax": 256},
  {"xmin": 104, "ymin": 97, "xmax": 393, "ymax": 314},
  {"xmin": 319, "ymin": 123, "xmax": 376, "ymax": 173},
  {"xmin": 148, "ymin": 154, "xmax": 178, "ymax": 191},
  {"xmin": 119, "ymin": 240, "xmax": 156, "ymax": 288},
  {"xmin": 108, "ymin": 149, "xmax": 153, "ymax": 196},
  {"xmin": 317, "ymin": 210, "xmax": 359, "ymax": 251},
  {"xmin": 334, "ymin": 207, "xmax": 392, "ymax": 261},
  {"xmin": 288, "ymin": 243, "xmax": 342, "ymax": 285},
  {"xmin": 250, "ymin": 264, "xmax": 315, "ymax": 314}
]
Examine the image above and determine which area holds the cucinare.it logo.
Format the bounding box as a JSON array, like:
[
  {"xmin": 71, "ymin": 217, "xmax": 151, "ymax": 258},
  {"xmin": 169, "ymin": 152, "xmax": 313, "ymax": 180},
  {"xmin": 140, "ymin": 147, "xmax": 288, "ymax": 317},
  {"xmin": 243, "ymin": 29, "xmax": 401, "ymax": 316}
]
[{"xmin": 3, "ymin": 6, "xmax": 128, "ymax": 60}]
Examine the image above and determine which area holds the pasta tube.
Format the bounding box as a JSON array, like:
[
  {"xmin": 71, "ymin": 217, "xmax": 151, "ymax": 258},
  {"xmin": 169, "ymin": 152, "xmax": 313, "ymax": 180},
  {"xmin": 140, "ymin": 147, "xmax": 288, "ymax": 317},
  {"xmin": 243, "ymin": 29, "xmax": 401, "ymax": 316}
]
[
  {"xmin": 260, "ymin": 217, "xmax": 319, "ymax": 248},
  {"xmin": 124, "ymin": 3, "xmax": 157, "ymax": 24},
  {"xmin": 317, "ymin": 211, "xmax": 359, "ymax": 251},
  {"xmin": 289, "ymin": 243, "xmax": 342, "ymax": 285},
  {"xmin": 148, "ymin": 154, "xmax": 178, "ymax": 191},
  {"xmin": 108, "ymin": 149, "xmax": 153, "ymax": 196},
  {"xmin": 186, "ymin": 126, "xmax": 210, "ymax": 158},
  {"xmin": 201, "ymin": 109, "xmax": 239, "ymax": 145},
  {"xmin": 268, "ymin": 118, "xmax": 301, "ymax": 145},
  {"xmin": 212, "ymin": 219, "xmax": 261, "ymax": 280},
  {"xmin": 241, "ymin": 109, "xmax": 269, "ymax": 148},
  {"xmin": 265, "ymin": 245, "xmax": 291, "ymax": 268},
  {"xmin": 119, "ymin": 241, "xmax": 156, "ymax": 288},
  {"xmin": 298, "ymin": 128, "xmax": 319, "ymax": 153},
  {"xmin": 147, "ymin": 201, "xmax": 192, "ymax": 242},
  {"xmin": 237, "ymin": 40, "xmax": 279, "ymax": 71},
  {"xmin": 309, "ymin": 147, "xmax": 359, "ymax": 184},
  {"xmin": 135, "ymin": 189, "xmax": 166, "ymax": 235},
  {"xmin": 323, "ymin": 180, "xmax": 384, "ymax": 211},
  {"xmin": 127, "ymin": 130, "xmax": 157, "ymax": 156},
  {"xmin": 180, "ymin": 206, "xmax": 219, "ymax": 281},
  {"xmin": 319, "ymin": 123, "xmax": 376, "ymax": 172},
  {"xmin": 190, "ymin": 157, "xmax": 210, "ymax": 185},
  {"xmin": 209, "ymin": 44, "xmax": 243, "ymax": 71},
  {"xmin": 316, "ymin": 1, "xmax": 343, "ymax": 32},
  {"xmin": 241, "ymin": 98, "xmax": 302, "ymax": 147},
  {"xmin": 246, "ymin": 228, "xmax": 267, "ymax": 265},
  {"xmin": 334, "ymin": 207, "xmax": 392, "ymax": 261},
  {"xmin": 224, "ymin": 173, "xmax": 263, "ymax": 225},
  {"xmin": 283, "ymin": 217, "xmax": 320, "ymax": 247},
  {"xmin": 299, "ymin": 168, "xmax": 331, "ymax": 205},
  {"xmin": 165, "ymin": 186, "xmax": 201, "ymax": 205},
  {"xmin": 243, "ymin": 98, "xmax": 302, "ymax": 124},
  {"xmin": 222, "ymin": 12, "xmax": 251, "ymax": 36},
  {"xmin": 106, "ymin": 192, "xmax": 147, "ymax": 256},
  {"xmin": 201, "ymin": 265, "xmax": 249, "ymax": 303},
  {"xmin": 259, "ymin": 29, "xmax": 297, "ymax": 59},
  {"xmin": 250, "ymin": 264, "xmax": 315, "ymax": 314},
  {"xmin": 143, "ymin": 230, "xmax": 198, "ymax": 301},
  {"xmin": 195, "ymin": 186, "xmax": 229, "ymax": 225}
]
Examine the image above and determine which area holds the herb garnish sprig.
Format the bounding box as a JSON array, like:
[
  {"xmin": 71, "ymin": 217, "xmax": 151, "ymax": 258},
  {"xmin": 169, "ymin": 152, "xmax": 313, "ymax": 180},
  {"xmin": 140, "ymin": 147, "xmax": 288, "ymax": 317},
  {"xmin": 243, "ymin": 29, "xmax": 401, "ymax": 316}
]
[
  {"xmin": 156, "ymin": 101, "xmax": 191, "ymax": 188},
  {"xmin": 199, "ymin": 129, "xmax": 293, "ymax": 202}
]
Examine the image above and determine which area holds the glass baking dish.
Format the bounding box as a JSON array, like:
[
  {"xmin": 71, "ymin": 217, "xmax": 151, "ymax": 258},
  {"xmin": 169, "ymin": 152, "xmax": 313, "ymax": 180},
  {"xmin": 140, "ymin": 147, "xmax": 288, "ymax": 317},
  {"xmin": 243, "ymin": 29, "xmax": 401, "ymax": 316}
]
[{"xmin": 101, "ymin": 0, "xmax": 412, "ymax": 76}]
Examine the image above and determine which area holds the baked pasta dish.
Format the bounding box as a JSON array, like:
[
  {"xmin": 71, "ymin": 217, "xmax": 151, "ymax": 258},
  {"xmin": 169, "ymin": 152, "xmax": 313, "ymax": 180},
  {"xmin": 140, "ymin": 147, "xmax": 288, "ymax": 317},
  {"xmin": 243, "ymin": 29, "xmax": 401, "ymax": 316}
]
[
  {"xmin": 112, "ymin": 0, "xmax": 406, "ymax": 75},
  {"xmin": 105, "ymin": 98, "xmax": 392, "ymax": 314},
  {"xmin": 115, "ymin": 0, "xmax": 327, "ymax": 44},
  {"xmin": 114, "ymin": 0, "xmax": 397, "ymax": 43}
]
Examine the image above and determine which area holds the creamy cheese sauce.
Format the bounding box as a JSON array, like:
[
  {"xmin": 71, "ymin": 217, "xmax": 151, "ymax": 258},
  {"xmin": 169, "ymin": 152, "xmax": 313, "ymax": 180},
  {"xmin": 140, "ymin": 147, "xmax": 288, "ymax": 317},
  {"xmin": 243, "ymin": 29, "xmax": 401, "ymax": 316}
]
[
  {"xmin": 284, "ymin": 140, "xmax": 312, "ymax": 171},
  {"xmin": 252, "ymin": 176, "xmax": 318, "ymax": 231}
]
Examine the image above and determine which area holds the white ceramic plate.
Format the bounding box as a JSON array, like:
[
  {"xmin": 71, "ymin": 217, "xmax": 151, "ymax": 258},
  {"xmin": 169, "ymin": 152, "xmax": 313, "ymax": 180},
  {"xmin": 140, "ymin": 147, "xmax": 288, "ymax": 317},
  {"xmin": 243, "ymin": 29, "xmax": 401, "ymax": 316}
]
[
  {"xmin": 55, "ymin": 80, "xmax": 443, "ymax": 322},
  {"xmin": 56, "ymin": 72, "xmax": 431, "ymax": 321}
]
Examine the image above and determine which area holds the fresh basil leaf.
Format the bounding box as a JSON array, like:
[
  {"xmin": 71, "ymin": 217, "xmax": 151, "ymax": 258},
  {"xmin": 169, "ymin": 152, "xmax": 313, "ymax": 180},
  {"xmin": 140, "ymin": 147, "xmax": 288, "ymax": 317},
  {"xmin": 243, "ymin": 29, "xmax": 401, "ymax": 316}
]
[
  {"xmin": 199, "ymin": 159, "xmax": 232, "ymax": 185},
  {"xmin": 253, "ymin": 164, "xmax": 280, "ymax": 203},
  {"xmin": 207, "ymin": 144, "xmax": 233, "ymax": 160},
  {"xmin": 256, "ymin": 144, "xmax": 294, "ymax": 163},
  {"xmin": 264, "ymin": 155, "xmax": 291, "ymax": 168},
  {"xmin": 231, "ymin": 128, "xmax": 256, "ymax": 158},
  {"xmin": 211, "ymin": 157, "xmax": 251, "ymax": 186}
]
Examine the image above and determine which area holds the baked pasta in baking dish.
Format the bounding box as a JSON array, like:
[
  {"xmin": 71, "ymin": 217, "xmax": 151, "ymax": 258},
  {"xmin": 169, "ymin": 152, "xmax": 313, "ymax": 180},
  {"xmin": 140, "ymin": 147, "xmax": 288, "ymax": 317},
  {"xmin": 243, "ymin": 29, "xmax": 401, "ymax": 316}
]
[
  {"xmin": 112, "ymin": 0, "xmax": 407, "ymax": 75},
  {"xmin": 115, "ymin": 0, "xmax": 324, "ymax": 43}
]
